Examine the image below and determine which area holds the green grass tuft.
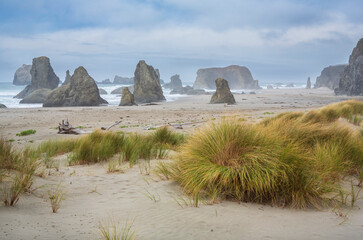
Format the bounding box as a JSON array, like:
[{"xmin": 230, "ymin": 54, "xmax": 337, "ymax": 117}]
[{"xmin": 16, "ymin": 129, "xmax": 36, "ymax": 136}]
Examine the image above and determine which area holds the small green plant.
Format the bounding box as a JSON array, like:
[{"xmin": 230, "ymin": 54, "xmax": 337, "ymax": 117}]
[
  {"xmin": 154, "ymin": 161, "xmax": 172, "ymax": 180},
  {"xmin": 107, "ymin": 159, "xmax": 125, "ymax": 174},
  {"xmin": 7, "ymin": 139, "xmax": 15, "ymax": 142},
  {"xmin": 98, "ymin": 218, "xmax": 136, "ymax": 240},
  {"xmin": 138, "ymin": 160, "xmax": 151, "ymax": 175},
  {"xmin": 143, "ymin": 188, "xmax": 160, "ymax": 203},
  {"xmin": 16, "ymin": 129, "xmax": 36, "ymax": 136},
  {"xmin": 2, "ymin": 173, "xmax": 27, "ymax": 206},
  {"xmin": 48, "ymin": 183, "xmax": 65, "ymax": 213}
]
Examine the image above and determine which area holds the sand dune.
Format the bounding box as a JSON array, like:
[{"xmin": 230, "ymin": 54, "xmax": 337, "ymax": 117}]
[{"xmin": 1, "ymin": 88, "xmax": 363, "ymax": 240}]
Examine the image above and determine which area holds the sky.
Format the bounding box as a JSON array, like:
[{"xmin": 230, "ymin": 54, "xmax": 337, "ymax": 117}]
[{"xmin": 0, "ymin": 0, "xmax": 363, "ymax": 85}]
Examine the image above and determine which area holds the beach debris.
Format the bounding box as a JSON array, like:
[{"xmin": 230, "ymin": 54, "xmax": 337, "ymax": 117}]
[
  {"xmin": 101, "ymin": 120, "xmax": 122, "ymax": 131},
  {"xmin": 58, "ymin": 119, "xmax": 82, "ymax": 134}
]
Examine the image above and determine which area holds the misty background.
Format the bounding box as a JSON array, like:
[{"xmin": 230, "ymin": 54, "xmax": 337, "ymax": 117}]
[{"xmin": 0, "ymin": 0, "xmax": 363, "ymax": 85}]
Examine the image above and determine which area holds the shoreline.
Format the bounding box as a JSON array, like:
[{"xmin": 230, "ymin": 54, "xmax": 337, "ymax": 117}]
[{"xmin": 1, "ymin": 88, "xmax": 363, "ymax": 240}]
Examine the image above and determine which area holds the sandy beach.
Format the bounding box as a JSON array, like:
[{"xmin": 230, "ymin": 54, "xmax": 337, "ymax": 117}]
[{"xmin": 1, "ymin": 88, "xmax": 363, "ymax": 240}]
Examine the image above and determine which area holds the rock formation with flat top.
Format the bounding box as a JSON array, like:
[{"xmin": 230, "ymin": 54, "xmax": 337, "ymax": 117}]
[
  {"xmin": 133, "ymin": 60, "xmax": 165, "ymax": 103},
  {"xmin": 193, "ymin": 65, "xmax": 259, "ymax": 89},
  {"xmin": 43, "ymin": 66, "xmax": 108, "ymax": 107},
  {"xmin": 15, "ymin": 56, "xmax": 59, "ymax": 98},
  {"xmin": 210, "ymin": 78, "xmax": 236, "ymax": 104},
  {"xmin": 314, "ymin": 65, "xmax": 347, "ymax": 89}
]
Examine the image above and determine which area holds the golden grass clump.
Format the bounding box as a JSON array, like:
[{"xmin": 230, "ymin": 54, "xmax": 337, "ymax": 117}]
[
  {"xmin": 170, "ymin": 120, "xmax": 332, "ymax": 208},
  {"xmin": 152, "ymin": 126, "xmax": 186, "ymax": 147},
  {"xmin": 169, "ymin": 100, "xmax": 363, "ymax": 208},
  {"xmin": 1, "ymin": 138, "xmax": 40, "ymax": 206},
  {"xmin": 70, "ymin": 130, "xmax": 126, "ymax": 164}
]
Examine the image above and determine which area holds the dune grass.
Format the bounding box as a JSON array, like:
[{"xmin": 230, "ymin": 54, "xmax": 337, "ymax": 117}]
[
  {"xmin": 23, "ymin": 127, "xmax": 184, "ymax": 167},
  {"xmin": 98, "ymin": 218, "xmax": 136, "ymax": 240},
  {"xmin": 1, "ymin": 138, "xmax": 40, "ymax": 206},
  {"xmin": 167, "ymin": 100, "xmax": 363, "ymax": 209},
  {"xmin": 48, "ymin": 183, "xmax": 65, "ymax": 213}
]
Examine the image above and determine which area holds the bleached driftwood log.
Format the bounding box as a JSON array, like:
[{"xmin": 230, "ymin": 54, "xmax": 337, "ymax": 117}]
[{"xmin": 58, "ymin": 119, "xmax": 82, "ymax": 134}]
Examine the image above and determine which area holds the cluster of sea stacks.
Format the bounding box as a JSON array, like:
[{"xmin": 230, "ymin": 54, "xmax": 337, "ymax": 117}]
[{"xmin": 10, "ymin": 38, "xmax": 363, "ymax": 108}]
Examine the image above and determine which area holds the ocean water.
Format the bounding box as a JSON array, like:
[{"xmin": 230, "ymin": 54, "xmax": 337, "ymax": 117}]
[
  {"xmin": 0, "ymin": 82, "xmax": 307, "ymax": 108},
  {"xmin": 0, "ymin": 82, "xmax": 189, "ymax": 108}
]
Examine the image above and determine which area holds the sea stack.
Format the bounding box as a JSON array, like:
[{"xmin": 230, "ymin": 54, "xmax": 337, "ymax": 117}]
[
  {"xmin": 314, "ymin": 65, "xmax": 347, "ymax": 89},
  {"xmin": 119, "ymin": 87, "xmax": 137, "ymax": 106},
  {"xmin": 164, "ymin": 74, "xmax": 183, "ymax": 89},
  {"xmin": 13, "ymin": 64, "xmax": 32, "ymax": 85},
  {"xmin": 62, "ymin": 70, "xmax": 71, "ymax": 85},
  {"xmin": 43, "ymin": 66, "xmax": 108, "ymax": 107},
  {"xmin": 15, "ymin": 56, "xmax": 60, "ymax": 99},
  {"xmin": 210, "ymin": 78, "xmax": 236, "ymax": 104},
  {"xmin": 335, "ymin": 38, "xmax": 363, "ymax": 95},
  {"xmin": 133, "ymin": 60, "xmax": 165, "ymax": 103},
  {"xmin": 306, "ymin": 77, "xmax": 311, "ymax": 89},
  {"xmin": 193, "ymin": 65, "xmax": 259, "ymax": 89}
]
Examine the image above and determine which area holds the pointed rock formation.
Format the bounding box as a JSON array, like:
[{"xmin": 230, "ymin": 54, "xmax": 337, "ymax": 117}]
[
  {"xmin": 43, "ymin": 66, "xmax": 108, "ymax": 107},
  {"xmin": 62, "ymin": 70, "xmax": 71, "ymax": 85},
  {"xmin": 335, "ymin": 38, "xmax": 363, "ymax": 95},
  {"xmin": 314, "ymin": 65, "xmax": 346, "ymax": 89},
  {"xmin": 0, "ymin": 103, "xmax": 7, "ymax": 108},
  {"xmin": 119, "ymin": 87, "xmax": 137, "ymax": 106},
  {"xmin": 133, "ymin": 60, "xmax": 165, "ymax": 103},
  {"xmin": 210, "ymin": 78, "xmax": 236, "ymax": 104},
  {"xmin": 164, "ymin": 74, "xmax": 183, "ymax": 89},
  {"xmin": 13, "ymin": 64, "xmax": 32, "ymax": 85},
  {"xmin": 15, "ymin": 56, "xmax": 60, "ymax": 98},
  {"xmin": 306, "ymin": 77, "xmax": 311, "ymax": 89},
  {"xmin": 193, "ymin": 65, "xmax": 259, "ymax": 89}
]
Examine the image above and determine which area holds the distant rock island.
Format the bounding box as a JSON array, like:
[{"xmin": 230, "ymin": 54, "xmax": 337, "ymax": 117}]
[
  {"xmin": 193, "ymin": 65, "xmax": 259, "ymax": 89},
  {"xmin": 164, "ymin": 74, "xmax": 183, "ymax": 89},
  {"xmin": 113, "ymin": 75, "xmax": 134, "ymax": 84},
  {"xmin": 314, "ymin": 65, "xmax": 347, "ymax": 89},
  {"xmin": 13, "ymin": 64, "xmax": 32, "ymax": 85},
  {"xmin": 336, "ymin": 38, "xmax": 363, "ymax": 96},
  {"xmin": 15, "ymin": 56, "xmax": 60, "ymax": 99}
]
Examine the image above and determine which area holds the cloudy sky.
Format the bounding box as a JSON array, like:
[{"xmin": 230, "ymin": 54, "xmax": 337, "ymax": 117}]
[{"xmin": 0, "ymin": 0, "xmax": 362, "ymax": 85}]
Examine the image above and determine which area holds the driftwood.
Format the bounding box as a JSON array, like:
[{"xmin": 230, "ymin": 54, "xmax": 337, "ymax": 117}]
[
  {"xmin": 101, "ymin": 120, "xmax": 122, "ymax": 131},
  {"xmin": 144, "ymin": 120, "xmax": 207, "ymax": 130},
  {"xmin": 58, "ymin": 119, "xmax": 82, "ymax": 135}
]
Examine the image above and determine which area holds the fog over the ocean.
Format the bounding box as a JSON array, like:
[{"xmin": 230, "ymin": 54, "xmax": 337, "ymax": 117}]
[{"xmin": 0, "ymin": 0, "xmax": 363, "ymax": 84}]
